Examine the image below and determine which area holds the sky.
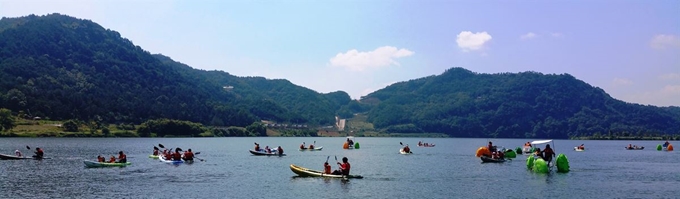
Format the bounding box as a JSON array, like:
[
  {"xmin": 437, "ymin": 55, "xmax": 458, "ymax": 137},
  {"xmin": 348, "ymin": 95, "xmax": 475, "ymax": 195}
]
[{"xmin": 1, "ymin": 0, "xmax": 679, "ymax": 106}]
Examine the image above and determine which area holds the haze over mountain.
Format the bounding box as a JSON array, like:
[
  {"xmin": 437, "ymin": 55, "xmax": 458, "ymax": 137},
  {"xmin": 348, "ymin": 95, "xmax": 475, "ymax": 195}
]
[{"xmin": 0, "ymin": 14, "xmax": 678, "ymax": 138}]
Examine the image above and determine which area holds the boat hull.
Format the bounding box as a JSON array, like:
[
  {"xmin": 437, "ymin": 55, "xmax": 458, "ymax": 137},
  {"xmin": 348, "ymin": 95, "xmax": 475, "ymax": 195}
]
[
  {"xmin": 480, "ymin": 156, "xmax": 505, "ymax": 163},
  {"xmin": 83, "ymin": 160, "xmax": 131, "ymax": 168},
  {"xmin": 299, "ymin": 146, "xmax": 323, "ymax": 151},
  {"xmin": 249, "ymin": 150, "xmax": 285, "ymax": 156},
  {"xmin": 289, "ymin": 164, "xmax": 363, "ymax": 179}
]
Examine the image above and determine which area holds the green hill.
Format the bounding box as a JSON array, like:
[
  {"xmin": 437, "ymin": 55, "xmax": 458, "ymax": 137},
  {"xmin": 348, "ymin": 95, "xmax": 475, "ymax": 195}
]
[
  {"xmin": 0, "ymin": 14, "xmax": 348, "ymax": 127},
  {"xmin": 360, "ymin": 68, "xmax": 680, "ymax": 138}
]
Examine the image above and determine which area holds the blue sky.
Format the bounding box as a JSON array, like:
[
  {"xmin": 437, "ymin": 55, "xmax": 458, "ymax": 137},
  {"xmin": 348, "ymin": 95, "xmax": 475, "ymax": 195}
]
[{"xmin": 1, "ymin": 0, "xmax": 679, "ymax": 106}]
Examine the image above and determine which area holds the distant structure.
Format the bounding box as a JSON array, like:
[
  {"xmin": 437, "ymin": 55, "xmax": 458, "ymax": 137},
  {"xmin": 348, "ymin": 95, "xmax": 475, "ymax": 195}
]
[{"xmin": 335, "ymin": 116, "xmax": 346, "ymax": 131}]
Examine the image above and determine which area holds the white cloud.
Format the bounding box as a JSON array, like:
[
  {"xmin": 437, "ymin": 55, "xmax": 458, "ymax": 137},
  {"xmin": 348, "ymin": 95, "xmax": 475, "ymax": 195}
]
[
  {"xmin": 520, "ymin": 32, "xmax": 538, "ymax": 40},
  {"xmin": 650, "ymin": 34, "xmax": 680, "ymax": 49},
  {"xmin": 660, "ymin": 73, "xmax": 680, "ymax": 81},
  {"xmin": 661, "ymin": 85, "xmax": 680, "ymax": 94},
  {"xmin": 551, "ymin": 32, "xmax": 564, "ymax": 38},
  {"xmin": 612, "ymin": 78, "xmax": 633, "ymax": 87},
  {"xmin": 456, "ymin": 31, "xmax": 492, "ymax": 52},
  {"xmin": 329, "ymin": 46, "xmax": 414, "ymax": 71}
]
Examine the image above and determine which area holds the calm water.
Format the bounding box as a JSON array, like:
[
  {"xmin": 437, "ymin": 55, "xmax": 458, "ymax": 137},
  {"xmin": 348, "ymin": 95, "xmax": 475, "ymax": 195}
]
[{"xmin": 0, "ymin": 137, "xmax": 678, "ymax": 198}]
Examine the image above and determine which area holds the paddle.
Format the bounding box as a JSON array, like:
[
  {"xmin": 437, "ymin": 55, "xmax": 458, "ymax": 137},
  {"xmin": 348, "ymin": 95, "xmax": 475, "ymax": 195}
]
[
  {"xmin": 158, "ymin": 144, "xmax": 165, "ymax": 148},
  {"xmin": 193, "ymin": 152, "xmax": 205, "ymax": 162},
  {"xmin": 326, "ymin": 156, "xmax": 330, "ymax": 163},
  {"xmin": 313, "ymin": 141, "xmax": 316, "ymax": 149}
]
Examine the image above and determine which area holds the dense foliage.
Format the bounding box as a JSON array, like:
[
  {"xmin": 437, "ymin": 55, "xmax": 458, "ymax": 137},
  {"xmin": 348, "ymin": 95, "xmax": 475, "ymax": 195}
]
[
  {"xmin": 0, "ymin": 14, "xmax": 348, "ymax": 127},
  {"xmin": 2, "ymin": 14, "xmax": 678, "ymax": 139},
  {"xmin": 361, "ymin": 68, "xmax": 680, "ymax": 138}
]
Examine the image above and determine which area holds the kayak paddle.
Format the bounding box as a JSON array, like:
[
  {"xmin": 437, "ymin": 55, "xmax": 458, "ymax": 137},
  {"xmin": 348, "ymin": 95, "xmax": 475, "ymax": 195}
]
[
  {"xmin": 326, "ymin": 156, "xmax": 329, "ymax": 163},
  {"xmin": 158, "ymin": 144, "xmax": 165, "ymax": 148},
  {"xmin": 26, "ymin": 145, "xmax": 30, "ymax": 150},
  {"xmin": 400, "ymin": 142, "xmax": 403, "ymax": 146}
]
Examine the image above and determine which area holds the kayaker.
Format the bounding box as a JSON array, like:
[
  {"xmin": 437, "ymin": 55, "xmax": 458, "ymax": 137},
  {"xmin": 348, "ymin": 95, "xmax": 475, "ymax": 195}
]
[
  {"xmin": 348, "ymin": 138, "xmax": 354, "ymax": 146},
  {"xmin": 172, "ymin": 148, "xmax": 182, "ymax": 161},
  {"xmin": 525, "ymin": 142, "xmax": 532, "ymax": 147},
  {"xmin": 33, "ymin": 147, "xmax": 44, "ymax": 158},
  {"xmin": 117, "ymin": 151, "xmax": 127, "ymax": 163},
  {"xmin": 300, "ymin": 142, "xmax": 306, "ymax": 150},
  {"xmin": 108, "ymin": 155, "xmax": 116, "ymax": 163},
  {"xmin": 418, "ymin": 141, "xmax": 422, "ymax": 146},
  {"xmin": 335, "ymin": 157, "xmax": 351, "ymax": 176},
  {"xmin": 97, "ymin": 155, "xmax": 105, "ymax": 162},
  {"xmin": 323, "ymin": 162, "xmax": 332, "ymax": 174},
  {"xmin": 254, "ymin": 143, "xmax": 260, "ymax": 151},
  {"xmin": 578, "ymin": 144, "xmax": 585, "ymax": 150},
  {"xmin": 534, "ymin": 148, "xmax": 543, "ymax": 159},
  {"xmin": 309, "ymin": 143, "xmax": 314, "ymax": 149},
  {"xmin": 183, "ymin": 149, "xmax": 194, "ymax": 161},
  {"xmin": 403, "ymin": 145, "xmax": 410, "ymax": 153},
  {"xmin": 277, "ymin": 146, "xmax": 284, "ymax": 155},
  {"xmin": 487, "ymin": 142, "xmax": 493, "ymax": 152},
  {"xmin": 153, "ymin": 148, "xmax": 159, "ymax": 156},
  {"xmin": 542, "ymin": 144, "xmax": 555, "ymax": 163},
  {"xmin": 628, "ymin": 144, "xmax": 632, "ymax": 149},
  {"xmin": 664, "ymin": 141, "xmax": 670, "ymax": 147},
  {"xmin": 265, "ymin": 146, "xmax": 271, "ymax": 153},
  {"xmin": 15, "ymin": 149, "xmax": 22, "ymax": 157}
]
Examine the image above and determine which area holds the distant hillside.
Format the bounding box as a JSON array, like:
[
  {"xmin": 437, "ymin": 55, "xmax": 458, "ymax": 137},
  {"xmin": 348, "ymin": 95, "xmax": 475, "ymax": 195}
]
[
  {"xmin": 360, "ymin": 68, "xmax": 680, "ymax": 138},
  {"xmin": 0, "ymin": 14, "xmax": 348, "ymax": 126}
]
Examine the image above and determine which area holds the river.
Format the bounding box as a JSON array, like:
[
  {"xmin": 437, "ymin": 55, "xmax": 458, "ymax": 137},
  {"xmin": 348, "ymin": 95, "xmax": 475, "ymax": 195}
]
[{"xmin": 0, "ymin": 137, "xmax": 678, "ymax": 198}]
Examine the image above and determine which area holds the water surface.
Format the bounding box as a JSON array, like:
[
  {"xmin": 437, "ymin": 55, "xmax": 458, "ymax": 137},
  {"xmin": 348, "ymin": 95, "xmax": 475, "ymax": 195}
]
[{"xmin": 0, "ymin": 138, "xmax": 678, "ymax": 198}]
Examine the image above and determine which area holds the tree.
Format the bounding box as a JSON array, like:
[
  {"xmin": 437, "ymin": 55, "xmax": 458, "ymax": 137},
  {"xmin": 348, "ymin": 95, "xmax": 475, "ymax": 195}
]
[{"xmin": 0, "ymin": 108, "xmax": 16, "ymax": 131}]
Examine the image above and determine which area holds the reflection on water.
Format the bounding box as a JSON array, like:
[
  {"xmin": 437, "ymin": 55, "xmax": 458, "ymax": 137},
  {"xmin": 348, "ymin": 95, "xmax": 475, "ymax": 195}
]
[{"xmin": 1, "ymin": 137, "xmax": 680, "ymax": 198}]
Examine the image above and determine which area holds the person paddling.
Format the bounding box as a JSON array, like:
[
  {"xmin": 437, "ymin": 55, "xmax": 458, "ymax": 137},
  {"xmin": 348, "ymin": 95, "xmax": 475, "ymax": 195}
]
[
  {"xmin": 277, "ymin": 146, "xmax": 284, "ymax": 155},
  {"xmin": 183, "ymin": 149, "xmax": 194, "ymax": 161},
  {"xmin": 97, "ymin": 155, "xmax": 105, "ymax": 162},
  {"xmin": 117, "ymin": 151, "xmax": 127, "ymax": 163},
  {"xmin": 323, "ymin": 162, "xmax": 332, "ymax": 174},
  {"xmin": 172, "ymin": 148, "xmax": 182, "ymax": 161},
  {"xmin": 332, "ymin": 157, "xmax": 351, "ymax": 176},
  {"xmin": 254, "ymin": 143, "xmax": 260, "ymax": 151},
  {"xmin": 15, "ymin": 149, "xmax": 22, "ymax": 157},
  {"xmin": 33, "ymin": 147, "xmax": 44, "ymax": 159},
  {"xmin": 108, "ymin": 155, "xmax": 116, "ymax": 163},
  {"xmin": 542, "ymin": 145, "xmax": 556, "ymax": 164},
  {"xmin": 403, "ymin": 145, "xmax": 411, "ymax": 153},
  {"xmin": 153, "ymin": 147, "xmax": 159, "ymax": 156},
  {"xmin": 309, "ymin": 143, "xmax": 314, "ymax": 150},
  {"xmin": 300, "ymin": 142, "xmax": 306, "ymax": 150}
]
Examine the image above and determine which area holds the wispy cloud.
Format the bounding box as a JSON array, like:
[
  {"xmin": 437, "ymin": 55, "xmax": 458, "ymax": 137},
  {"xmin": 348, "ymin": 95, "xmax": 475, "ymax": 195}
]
[
  {"xmin": 520, "ymin": 32, "xmax": 538, "ymax": 40},
  {"xmin": 329, "ymin": 46, "xmax": 414, "ymax": 71},
  {"xmin": 456, "ymin": 31, "xmax": 492, "ymax": 52},
  {"xmin": 660, "ymin": 73, "xmax": 680, "ymax": 81},
  {"xmin": 650, "ymin": 34, "xmax": 680, "ymax": 49},
  {"xmin": 550, "ymin": 32, "xmax": 564, "ymax": 38},
  {"xmin": 612, "ymin": 78, "xmax": 633, "ymax": 87}
]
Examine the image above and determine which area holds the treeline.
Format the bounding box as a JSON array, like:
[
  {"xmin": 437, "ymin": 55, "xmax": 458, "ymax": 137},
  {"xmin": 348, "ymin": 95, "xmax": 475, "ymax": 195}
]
[
  {"xmin": 0, "ymin": 14, "xmax": 348, "ymax": 129},
  {"xmin": 361, "ymin": 68, "xmax": 680, "ymax": 138}
]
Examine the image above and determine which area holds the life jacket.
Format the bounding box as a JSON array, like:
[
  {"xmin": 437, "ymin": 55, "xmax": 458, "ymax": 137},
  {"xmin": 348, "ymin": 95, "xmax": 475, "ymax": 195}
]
[
  {"xmin": 309, "ymin": 145, "xmax": 314, "ymax": 149},
  {"xmin": 277, "ymin": 147, "xmax": 283, "ymax": 154},
  {"xmin": 173, "ymin": 152, "xmax": 182, "ymax": 160},
  {"xmin": 255, "ymin": 145, "xmax": 260, "ymax": 151},
  {"xmin": 118, "ymin": 153, "xmax": 126, "ymax": 160},
  {"xmin": 300, "ymin": 144, "xmax": 305, "ymax": 149},
  {"xmin": 340, "ymin": 162, "xmax": 351, "ymax": 175},
  {"xmin": 324, "ymin": 164, "xmax": 332, "ymax": 174},
  {"xmin": 109, "ymin": 157, "xmax": 116, "ymax": 163},
  {"xmin": 98, "ymin": 156, "xmax": 105, "ymax": 162},
  {"xmin": 183, "ymin": 152, "xmax": 194, "ymax": 160},
  {"xmin": 153, "ymin": 150, "xmax": 159, "ymax": 155}
]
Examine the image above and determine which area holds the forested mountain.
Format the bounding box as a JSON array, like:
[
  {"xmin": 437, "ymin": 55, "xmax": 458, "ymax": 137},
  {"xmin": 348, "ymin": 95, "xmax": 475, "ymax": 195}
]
[
  {"xmin": 1, "ymin": 14, "xmax": 678, "ymax": 138},
  {"xmin": 0, "ymin": 14, "xmax": 348, "ymax": 126},
  {"xmin": 360, "ymin": 68, "xmax": 680, "ymax": 138}
]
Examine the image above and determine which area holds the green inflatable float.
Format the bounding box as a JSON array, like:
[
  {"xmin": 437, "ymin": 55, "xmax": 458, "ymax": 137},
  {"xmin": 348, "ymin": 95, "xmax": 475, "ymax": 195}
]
[
  {"xmin": 505, "ymin": 150, "xmax": 517, "ymax": 158},
  {"xmin": 515, "ymin": 147, "xmax": 522, "ymax": 155},
  {"xmin": 354, "ymin": 142, "xmax": 360, "ymax": 149},
  {"xmin": 657, "ymin": 144, "xmax": 662, "ymax": 151},
  {"xmin": 526, "ymin": 156, "xmax": 535, "ymax": 169},
  {"xmin": 532, "ymin": 158, "xmax": 549, "ymax": 173},
  {"xmin": 556, "ymin": 153, "xmax": 570, "ymax": 173}
]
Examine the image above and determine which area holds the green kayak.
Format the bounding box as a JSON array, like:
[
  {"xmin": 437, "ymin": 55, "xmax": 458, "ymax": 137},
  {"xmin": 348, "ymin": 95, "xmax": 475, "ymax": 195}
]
[{"xmin": 84, "ymin": 160, "xmax": 131, "ymax": 168}]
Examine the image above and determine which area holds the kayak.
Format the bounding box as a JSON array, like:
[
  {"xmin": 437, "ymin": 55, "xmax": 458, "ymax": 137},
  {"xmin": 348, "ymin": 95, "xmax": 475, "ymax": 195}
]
[
  {"xmin": 250, "ymin": 150, "xmax": 285, "ymax": 156},
  {"xmin": 148, "ymin": 154, "xmax": 159, "ymax": 159},
  {"xmin": 159, "ymin": 154, "xmax": 189, "ymax": 164},
  {"xmin": 289, "ymin": 164, "xmax": 363, "ymax": 179},
  {"xmin": 480, "ymin": 156, "xmax": 505, "ymax": 163},
  {"xmin": 399, "ymin": 149, "xmax": 413, "ymax": 154},
  {"xmin": 83, "ymin": 160, "xmax": 131, "ymax": 168},
  {"xmin": 573, "ymin": 147, "xmax": 585, "ymax": 151},
  {"xmin": 299, "ymin": 146, "xmax": 323, "ymax": 151},
  {"xmin": 0, "ymin": 153, "xmax": 50, "ymax": 160},
  {"xmin": 625, "ymin": 146, "xmax": 644, "ymax": 150}
]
